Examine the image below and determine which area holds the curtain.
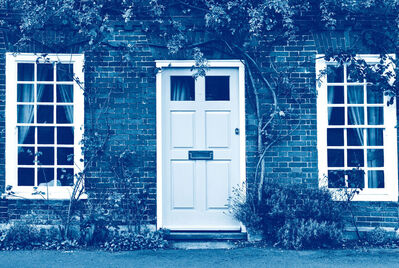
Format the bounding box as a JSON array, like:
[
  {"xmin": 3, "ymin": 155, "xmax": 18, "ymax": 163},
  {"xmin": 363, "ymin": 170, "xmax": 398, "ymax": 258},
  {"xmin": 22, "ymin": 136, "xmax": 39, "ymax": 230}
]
[
  {"xmin": 171, "ymin": 78, "xmax": 186, "ymax": 101},
  {"xmin": 368, "ymin": 171, "xmax": 383, "ymax": 188},
  {"xmin": 58, "ymin": 85, "xmax": 74, "ymax": 123},
  {"xmin": 18, "ymin": 80, "xmax": 34, "ymax": 144},
  {"xmin": 368, "ymin": 107, "xmax": 383, "ymax": 125},
  {"xmin": 39, "ymin": 180, "xmax": 61, "ymax": 186},
  {"xmin": 171, "ymin": 77, "xmax": 193, "ymax": 101},
  {"xmin": 347, "ymin": 87, "xmax": 364, "ymax": 145},
  {"xmin": 327, "ymin": 86, "xmax": 334, "ymax": 122}
]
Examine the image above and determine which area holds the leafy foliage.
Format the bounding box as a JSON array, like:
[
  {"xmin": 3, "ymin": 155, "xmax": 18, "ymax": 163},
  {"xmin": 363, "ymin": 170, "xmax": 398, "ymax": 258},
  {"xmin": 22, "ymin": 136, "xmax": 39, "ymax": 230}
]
[
  {"xmin": 102, "ymin": 229, "xmax": 168, "ymax": 251},
  {"xmin": 230, "ymin": 181, "xmax": 346, "ymax": 249},
  {"xmin": 322, "ymin": 51, "xmax": 398, "ymax": 101},
  {"xmin": 277, "ymin": 219, "xmax": 343, "ymax": 249},
  {"xmin": 0, "ymin": 223, "xmax": 79, "ymax": 251},
  {"xmin": 0, "ymin": 221, "xmax": 167, "ymax": 251}
]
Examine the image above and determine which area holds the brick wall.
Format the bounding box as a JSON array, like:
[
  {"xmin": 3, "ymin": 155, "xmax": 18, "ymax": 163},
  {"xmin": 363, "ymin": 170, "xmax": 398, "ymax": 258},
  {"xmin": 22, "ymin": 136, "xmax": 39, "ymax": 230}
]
[
  {"xmin": 83, "ymin": 25, "xmax": 157, "ymax": 224},
  {"xmin": 0, "ymin": 23, "xmax": 397, "ymax": 229}
]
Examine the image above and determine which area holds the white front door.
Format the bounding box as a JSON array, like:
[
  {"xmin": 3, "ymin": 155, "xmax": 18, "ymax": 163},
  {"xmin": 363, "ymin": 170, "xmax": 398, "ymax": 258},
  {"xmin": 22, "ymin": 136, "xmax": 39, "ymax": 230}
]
[{"xmin": 159, "ymin": 65, "xmax": 243, "ymax": 231}]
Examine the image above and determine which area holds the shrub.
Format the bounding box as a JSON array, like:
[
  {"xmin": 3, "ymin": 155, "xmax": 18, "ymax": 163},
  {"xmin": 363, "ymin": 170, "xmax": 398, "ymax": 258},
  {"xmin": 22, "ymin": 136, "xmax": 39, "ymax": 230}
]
[
  {"xmin": 0, "ymin": 221, "xmax": 167, "ymax": 251},
  {"xmin": 0, "ymin": 223, "xmax": 42, "ymax": 250},
  {"xmin": 231, "ymin": 181, "xmax": 346, "ymax": 249},
  {"xmin": 102, "ymin": 229, "xmax": 168, "ymax": 251},
  {"xmin": 277, "ymin": 219, "xmax": 343, "ymax": 249},
  {"xmin": 361, "ymin": 227, "xmax": 399, "ymax": 248},
  {"xmin": 0, "ymin": 223, "xmax": 79, "ymax": 250}
]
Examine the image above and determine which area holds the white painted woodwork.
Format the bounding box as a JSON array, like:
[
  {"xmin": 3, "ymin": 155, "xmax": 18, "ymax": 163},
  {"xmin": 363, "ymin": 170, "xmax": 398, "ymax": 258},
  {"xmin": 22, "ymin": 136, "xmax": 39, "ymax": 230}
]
[{"xmin": 159, "ymin": 65, "xmax": 242, "ymax": 230}]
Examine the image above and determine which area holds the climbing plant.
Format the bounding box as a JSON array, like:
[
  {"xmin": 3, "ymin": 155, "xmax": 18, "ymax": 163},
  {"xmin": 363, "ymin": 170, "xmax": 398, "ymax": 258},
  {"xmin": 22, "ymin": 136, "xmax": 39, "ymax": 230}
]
[{"xmin": 3, "ymin": 0, "xmax": 399, "ymax": 207}]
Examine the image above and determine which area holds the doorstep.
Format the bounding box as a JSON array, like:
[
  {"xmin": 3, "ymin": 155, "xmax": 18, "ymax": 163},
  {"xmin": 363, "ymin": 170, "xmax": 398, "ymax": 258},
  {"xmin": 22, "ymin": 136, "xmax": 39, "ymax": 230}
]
[{"xmin": 166, "ymin": 231, "xmax": 247, "ymax": 249}]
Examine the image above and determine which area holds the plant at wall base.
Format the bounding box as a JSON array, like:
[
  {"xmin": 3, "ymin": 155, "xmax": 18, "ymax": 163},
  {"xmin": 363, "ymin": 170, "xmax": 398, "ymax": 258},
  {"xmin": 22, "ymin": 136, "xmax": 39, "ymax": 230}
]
[
  {"xmin": 102, "ymin": 229, "xmax": 168, "ymax": 252},
  {"xmin": 0, "ymin": 222, "xmax": 80, "ymax": 250},
  {"xmin": 230, "ymin": 180, "xmax": 346, "ymax": 249},
  {"xmin": 107, "ymin": 150, "xmax": 151, "ymax": 233},
  {"xmin": 78, "ymin": 199, "xmax": 114, "ymax": 246},
  {"xmin": 277, "ymin": 219, "xmax": 344, "ymax": 249},
  {"xmin": 335, "ymin": 169, "xmax": 365, "ymax": 241},
  {"xmin": 229, "ymin": 184, "xmax": 263, "ymax": 239}
]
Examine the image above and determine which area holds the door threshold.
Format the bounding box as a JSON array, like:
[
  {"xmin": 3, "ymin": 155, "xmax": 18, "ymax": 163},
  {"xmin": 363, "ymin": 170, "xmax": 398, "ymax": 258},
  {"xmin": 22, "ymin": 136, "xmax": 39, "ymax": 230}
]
[{"xmin": 166, "ymin": 231, "xmax": 247, "ymax": 241}]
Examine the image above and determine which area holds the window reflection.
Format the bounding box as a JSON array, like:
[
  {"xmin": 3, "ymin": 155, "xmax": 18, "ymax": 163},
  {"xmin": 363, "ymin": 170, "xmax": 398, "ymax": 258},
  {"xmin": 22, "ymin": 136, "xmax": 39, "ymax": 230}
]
[{"xmin": 205, "ymin": 76, "xmax": 230, "ymax": 101}]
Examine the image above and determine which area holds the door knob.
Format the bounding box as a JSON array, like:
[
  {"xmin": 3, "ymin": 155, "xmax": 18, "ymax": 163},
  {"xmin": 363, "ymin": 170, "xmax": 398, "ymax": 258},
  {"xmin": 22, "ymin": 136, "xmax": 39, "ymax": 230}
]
[{"xmin": 235, "ymin": 128, "xmax": 240, "ymax": 135}]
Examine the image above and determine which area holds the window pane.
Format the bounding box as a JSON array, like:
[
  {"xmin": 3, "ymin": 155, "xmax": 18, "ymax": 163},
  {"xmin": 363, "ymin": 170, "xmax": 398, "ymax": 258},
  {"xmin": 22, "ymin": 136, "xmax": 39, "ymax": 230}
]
[
  {"xmin": 347, "ymin": 169, "xmax": 364, "ymax": 188},
  {"xmin": 18, "ymin": 126, "xmax": 34, "ymax": 144},
  {"xmin": 347, "ymin": 128, "xmax": 363, "ymax": 146},
  {"xmin": 38, "ymin": 168, "xmax": 55, "ymax": 186},
  {"xmin": 17, "ymin": 105, "xmax": 34, "ymax": 123},
  {"xmin": 18, "ymin": 168, "xmax": 34, "ymax": 186},
  {"xmin": 328, "ymin": 107, "xmax": 344, "ymax": 125},
  {"xmin": 57, "ymin": 147, "xmax": 74, "ymax": 165},
  {"xmin": 347, "ymin": 86, "xmax": 364, "ymax": 104},
  {"xmin": 57, "ymin": 168, "xmax": 74, "ymax": 186},
  {"xmin": 37, "ymin": 84, "xmax": 53, "ymax": 102},
  {"xmin": 327, "ymin": 65, "xmax": 344, "ymax": 83},
  {"xmin": 37, "ymin": 147, "xmax": 54, "ymax": 165},
  {"xmin": 18, "ymin": 146, "xmax": 34, "ymax": 165},
  {"xmin": 367, "ymin": 128, "xmax": 383, "ymax": 146},
  {"xmin": 368, "ymin": 170, "xmax": 384, "ymax": 188},
  {"xmin": 17, "ymin": 63, "xmax": 34, "ymax": 81},
  {"xmin": 17, "ymin": 84, "xmax": 34, "ymax": 102},
  {"xmin": 327, "ymin": 86, "xmax": 344, "ymax": 104},
  {"xmin": 57, "ymin": 64, "xmax": 74, "ymax": 81},
  {"xmin": 56, "ymin": 105, "xmax": 73, "ymax": 123},
  {"xmin": 327, "ymin": 128, "xmax": 344, "ymax": 146},
  {"xmin": 171, "ymin": 76, "xmax": 194, "ymax": 101},
  {"xmin": 348, "ymin": 107, "xmax": 364, "ymax": 125},
  {"xmin": 37, "ymin": 64, "xmax": 54, "ymax": 81},
  {"xmin": 367, "ymin": 85, "xmax": 383, "ymax": 104},
  {"xmin": 37, "ymin": 105, "xmax": 53, "ymax": 123},
  {"xmin": 205, "ymin": 76, "xmax": 229, "ymax": 101},
  {"xmin": 367, "ymin": 149, "xmax": 384, "ymax": 167},
  {"xmin": 367, "ymin": 107, "xmax": 383, "ymax": 125},
  {"xmin": 347, "ymin": 149, "xmax": 364, "ymax": 167},
  {"xmin": 57, "ymin": 85, "xmax": 73, "ymax": 103},
  {"xmin": 38, "ymin": 127, "xmax": 54, "ymax": 144},
  {"xmin": 328, "ymin": 170, "xmax": 345, "ymax": 188},
  {"xmin": 57, "ymin": 127, "xmax": 74, "ymax": 144},
  {"xmin": 327, "ymin": 149, "xmax": 344, "ymax": 167}
]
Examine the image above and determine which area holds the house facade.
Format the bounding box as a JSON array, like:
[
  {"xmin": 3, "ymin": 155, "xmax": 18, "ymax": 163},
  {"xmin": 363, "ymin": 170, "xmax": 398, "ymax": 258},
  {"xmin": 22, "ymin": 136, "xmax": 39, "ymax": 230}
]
[{"xmin": 0, "ymin": 8, "xmax": 398, "ymax": 232}]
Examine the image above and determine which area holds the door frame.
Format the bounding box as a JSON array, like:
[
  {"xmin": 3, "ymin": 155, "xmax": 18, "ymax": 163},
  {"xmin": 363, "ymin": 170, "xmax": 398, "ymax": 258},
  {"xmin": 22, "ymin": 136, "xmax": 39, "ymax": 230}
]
[{"xmin": 155, "ymin": 60, "xmax": 246, "ymax": 230}]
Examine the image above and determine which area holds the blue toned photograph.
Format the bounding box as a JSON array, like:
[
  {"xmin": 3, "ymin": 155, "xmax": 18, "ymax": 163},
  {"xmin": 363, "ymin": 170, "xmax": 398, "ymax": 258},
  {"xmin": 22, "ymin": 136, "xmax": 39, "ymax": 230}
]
[{"xmin": 0, "ymin": 1, "xmax": 398, "ymax": 267}]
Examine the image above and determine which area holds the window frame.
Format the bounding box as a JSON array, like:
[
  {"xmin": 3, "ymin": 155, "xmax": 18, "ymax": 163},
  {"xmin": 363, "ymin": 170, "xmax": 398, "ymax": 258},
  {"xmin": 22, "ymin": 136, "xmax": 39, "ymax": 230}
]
[
  {"xmin": 5, "ymin": 53, "xmax": 85, "ymax": 199},
  {"xmin": 316, "ymin": 54, "xmax": 398, "ymax": 201}
]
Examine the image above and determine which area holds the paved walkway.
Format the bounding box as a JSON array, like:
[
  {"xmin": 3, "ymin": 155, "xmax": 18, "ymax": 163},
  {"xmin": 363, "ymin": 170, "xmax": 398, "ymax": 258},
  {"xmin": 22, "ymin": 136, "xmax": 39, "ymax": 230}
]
[{"xmin": 1, "ymin": 247, "xmax": 399, "ymax": 268}]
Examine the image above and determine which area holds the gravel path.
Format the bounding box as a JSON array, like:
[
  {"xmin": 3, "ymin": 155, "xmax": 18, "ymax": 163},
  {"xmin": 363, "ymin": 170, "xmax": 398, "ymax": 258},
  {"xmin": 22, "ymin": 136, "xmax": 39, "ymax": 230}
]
[{"xmin": 1, "ymin": 247, "xmax": 399, "ymax": 268}]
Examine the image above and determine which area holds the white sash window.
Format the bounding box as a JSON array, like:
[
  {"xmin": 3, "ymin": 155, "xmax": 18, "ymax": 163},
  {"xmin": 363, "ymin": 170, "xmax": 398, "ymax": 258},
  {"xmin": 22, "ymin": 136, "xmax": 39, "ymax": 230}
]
[
  {"xmin": 5, "ymin": 53, "xmax": 84, "ymax": 199},
  {"xmin": 317, "ymin": 55, "xmax": 398, "ymax": 201}
]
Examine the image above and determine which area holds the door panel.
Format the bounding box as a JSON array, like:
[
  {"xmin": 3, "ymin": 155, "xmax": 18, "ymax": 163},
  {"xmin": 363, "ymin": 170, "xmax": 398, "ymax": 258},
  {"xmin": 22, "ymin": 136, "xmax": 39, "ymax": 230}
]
[
  {"xmin": 205, "ymin": 111, "xmax": 231, "ymax": 148},
  {"xmin": 206, "ymin": 161, "xmax": 230, "ymax": 209},
  {"xmin": 171, "ymin": 160, "xmax": 195, "ymax": 209},
  {"xmin": 171, "ymin": 111, "xmax": 195, "ymax": 148}
]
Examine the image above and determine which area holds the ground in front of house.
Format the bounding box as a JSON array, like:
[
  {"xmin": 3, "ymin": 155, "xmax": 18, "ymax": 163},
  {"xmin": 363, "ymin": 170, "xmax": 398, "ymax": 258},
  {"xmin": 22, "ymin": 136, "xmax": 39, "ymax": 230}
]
[{"xmin": 1, "ymin": 247, "xmax": 399, "ymax": 268}]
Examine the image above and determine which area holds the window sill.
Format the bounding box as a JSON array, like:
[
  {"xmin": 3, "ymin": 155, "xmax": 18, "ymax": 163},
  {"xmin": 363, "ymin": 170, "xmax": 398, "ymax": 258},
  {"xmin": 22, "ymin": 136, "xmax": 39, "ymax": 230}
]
[
  {"xmin": 329, "ymin": 188, "xmax": 398, "ymax": 202},
  {"xmin": 1, "ymin": 188, "xmax": 88, "ymax": 200}
]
